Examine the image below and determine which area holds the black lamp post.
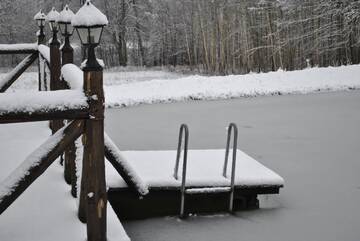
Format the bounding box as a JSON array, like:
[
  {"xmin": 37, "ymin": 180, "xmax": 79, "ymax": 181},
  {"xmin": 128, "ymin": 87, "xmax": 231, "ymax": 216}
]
[
  {"xmin": 34, "ymin": 10, "xmax": 46, "ymax": 44},
  {"xmin": 58, "ymin": 5, "xmax": 75, "ymax": 65},
  {"xmin": 72, "ymin": 0, "xmax": 107, "ymax": 71}
]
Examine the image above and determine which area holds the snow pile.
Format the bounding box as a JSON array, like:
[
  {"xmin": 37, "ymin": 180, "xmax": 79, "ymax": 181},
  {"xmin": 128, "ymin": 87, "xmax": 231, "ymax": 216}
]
[
  {"xmin": 38, "ymin": 45, "xmax": 50, "ymax": 63},
  {"xmin": 72, "ymin": 0, "xmax": 108, "ymax": 27},
  {"xmin": 0, "ymin": 124, "xmax": 64, "ymax": 202},
  {"xmin": 105, "ymin": 65, "xmax": 360, "ymax": 108},
  {"xmin": 33, "ymin": 10, "xmax": 46, "ymax": 21},
  {"xmin": 61, "ymin": 64, "xmax": 83, "ymax": 89},
  {"xmin": 0, "ymin": 90, "xmax": 87, "ymax": 114},
  {"xmin": 46, "ymin": 7, "xmax": 60, "ymax": 22},
  {"xmin": 0, "ymin": 43, "xmax": 37, "ymax": 52},
  {"xmin": 57, "ymin": 5, "xmax": 75, "ymax": 23},
  {"xmin": 105, "ymin": 133, "xmax": 149, "ymax": 195}
]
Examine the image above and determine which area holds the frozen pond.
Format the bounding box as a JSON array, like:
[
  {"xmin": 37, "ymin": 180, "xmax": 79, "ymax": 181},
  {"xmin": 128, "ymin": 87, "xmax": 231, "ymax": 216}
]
[{"xmin": 105, "ymin": 91, "xmax": 360, "ymax": 241}]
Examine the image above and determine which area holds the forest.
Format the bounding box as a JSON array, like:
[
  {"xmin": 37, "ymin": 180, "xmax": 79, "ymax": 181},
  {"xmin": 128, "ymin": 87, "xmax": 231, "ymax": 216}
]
[{"xmin": 1, "ymin": 0, "xmax": 360, "ymax": 74}]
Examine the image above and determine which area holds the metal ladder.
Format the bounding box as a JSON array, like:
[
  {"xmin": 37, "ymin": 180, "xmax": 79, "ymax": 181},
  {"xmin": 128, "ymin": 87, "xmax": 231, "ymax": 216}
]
[{"xmin": 173, "ymin": 123, "xmax": 238, "ymax": 218}]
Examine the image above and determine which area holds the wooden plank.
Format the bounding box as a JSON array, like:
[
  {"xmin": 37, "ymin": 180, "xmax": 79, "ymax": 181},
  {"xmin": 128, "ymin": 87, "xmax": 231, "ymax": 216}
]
[
  {"xmin": 0, "ymin": 44, "xmax": 38, "ymax": 54},
  {"xmin": 0, "ymin": 53, "xmax": 38, "ymax": 92},
  {"xmin": 0, "ymin": 120, "xmax": 85, "ymax": 215},
  {"xmin": 104, "ymin": 134, "xmax": 149, "ymax": 196},
  {"xmin": 0, "ymin": 108, "xmax": 89, "ymax": 124}
]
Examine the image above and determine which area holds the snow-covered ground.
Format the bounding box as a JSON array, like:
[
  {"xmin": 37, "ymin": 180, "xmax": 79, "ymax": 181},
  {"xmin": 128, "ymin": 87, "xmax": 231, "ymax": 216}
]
[
  {"xmin": 2, "ymin": 65, "xmax": 360, "ymax": 108},
  {"xmin": 0, "ymin": 122, "xmax": 129, "ymax": 241}
]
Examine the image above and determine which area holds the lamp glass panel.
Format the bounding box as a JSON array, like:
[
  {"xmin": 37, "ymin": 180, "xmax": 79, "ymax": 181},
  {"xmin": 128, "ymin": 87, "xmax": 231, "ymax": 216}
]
[
  {"xmin": 67, "ymin": 24, "xmax": 74, "ymax": 35},
  {"xmin": 89, "ymin": 27, "xmax": 103, "ymax": 44},
  {"xmin": 58, "ymin": 23, "xmax": 66, "ymax": 35},
  {"xmin": 77, "ymin": 28, "xmax": 90, "ymax": 44}
]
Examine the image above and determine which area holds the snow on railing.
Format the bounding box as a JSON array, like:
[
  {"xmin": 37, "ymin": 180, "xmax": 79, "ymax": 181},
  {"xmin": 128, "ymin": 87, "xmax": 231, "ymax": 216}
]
[
  {"xmin": 0, "ymin": 43, "xmax": 38, "ymax": 53},
  {"xmin": 38, "ymin": 44, "xmax": 50, "ymax": 64},
  {"xmin": 104, "ymin": 133, "xmax": 149, "ymax": 195},
  {"xmin": 0, "ymin": 90, "xmax": 88, "ymax": 115},
  {"xmin": 61, "ymin": 64, "xmax": 83, "ymax": 90}
]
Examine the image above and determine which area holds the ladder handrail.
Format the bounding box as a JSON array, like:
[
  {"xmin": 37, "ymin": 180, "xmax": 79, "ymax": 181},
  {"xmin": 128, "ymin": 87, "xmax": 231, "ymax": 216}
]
[
  {"xmin": 222, "ymin": 123, "xmax": 238, "ymax": 212},
  {"xmin": 173, "ymin": 124, "xmax": 189, "ymax": 218}
]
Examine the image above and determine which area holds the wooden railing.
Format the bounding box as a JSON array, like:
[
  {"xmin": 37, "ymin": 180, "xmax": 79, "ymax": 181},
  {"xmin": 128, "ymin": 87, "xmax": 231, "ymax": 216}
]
[{"xmin": 0, "ymin": 26, "xmax": 147, "ymax": 241}]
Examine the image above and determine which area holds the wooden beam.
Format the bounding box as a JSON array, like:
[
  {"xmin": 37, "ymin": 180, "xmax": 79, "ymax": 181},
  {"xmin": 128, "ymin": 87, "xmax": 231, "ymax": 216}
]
[
  {"xmin": 104, "ymin": 134, "xmax": 149, "ymax": 196},
  {"xmin": 0, "ymin": 49, "xmax": 37, "ymax": 55},
  {"xmin": 0, "ymin": 120, "xmax": 85, "ymax": 215},
  {"xmin": 0, "ymin": 53, "xmax": 38, "ymax": 92},
  {"xmin": 0, "ymin": 108, "xmax": 89, "ymax": 124},
  {"xmin": 78, "ymin": 69, "xmax": 107, "ymax": 241}
]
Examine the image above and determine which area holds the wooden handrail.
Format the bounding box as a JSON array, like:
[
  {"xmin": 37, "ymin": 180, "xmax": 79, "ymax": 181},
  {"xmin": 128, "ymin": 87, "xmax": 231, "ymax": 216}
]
[
  {"xmin": 0, "ymin": 120, "xmax": 85, "ymax": 215},
  {"xmin": 0, "ymin": 53, "xmax": 38, "ymax": 92}
]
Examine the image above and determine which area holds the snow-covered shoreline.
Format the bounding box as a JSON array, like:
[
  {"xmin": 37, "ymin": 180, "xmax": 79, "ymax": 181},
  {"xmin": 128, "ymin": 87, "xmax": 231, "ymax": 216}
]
[{"xmin": 2, "ymin": 65, "xmax": 360, "ymax": 108}]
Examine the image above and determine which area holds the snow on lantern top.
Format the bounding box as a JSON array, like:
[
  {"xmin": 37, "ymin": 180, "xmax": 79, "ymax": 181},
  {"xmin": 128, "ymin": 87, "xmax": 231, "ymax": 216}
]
[
  {"xmin": 34, "ymin": 10, "xmax": 46, "ymax": 21},
  {"xmin": 46, "ymin": 7, "xmax": 60, "ymax": 23},
  {"xmin": 57, "ymin": 5, "xmax": 75, "ymax": 24},
  {"xmin": 71, "ymin": 0, "xmax": 108, "ymax": 27}
]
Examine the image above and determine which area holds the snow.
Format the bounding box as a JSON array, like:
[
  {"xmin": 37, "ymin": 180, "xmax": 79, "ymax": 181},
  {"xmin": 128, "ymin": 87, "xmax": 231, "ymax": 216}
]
[
  {"xmin": 72, "ymin": 0, "xmax": 108, "ymax": 27},
  {"xmin": 46, "ymin": 7, "xmax": 60, "ymax": 22},
  {"xmin": 104, "ymin": 65, "xmax": 360, "ymax": 108},
  {"xmin": 0, "ymin": 43, "xmax": 37, "ymax": 52},
  {"xmin": 106, "ymin": 150, "xmax": 284, "ymax": 189},
  {"xmin": 34, "ymin": 10, "xmax": 46, "ymax": 21},
  {"xmin": 0, "ymin": 123, "xmax": 65, "ymax": 201},
  {"xmin": 81, "ymin": 58, "xmax": 105, "ymax": 69},
  {"xmin": 57, "ymin": 5, "xmax": 75, "ymax": 23},
  {"xmin": 105, "ymin": 133, "xmax": 149, "ymax": 195},
  {"xmin": 61, "ymin": 64, "xmax": 83, "ymax": 89},
  {"xmin": 0, "ymin": 90, "xmax": 87, "ymax": 114},
  {"xmin": 38, "ymin": 44, "xmax": 50, "ymax": 63},
  {"xmin": 0, "ymin": 122, "xmax": 130, "ymax": 241},
  {"xmin": 185, "ymin": 187, "xmax": 231, "ymax": 194}
]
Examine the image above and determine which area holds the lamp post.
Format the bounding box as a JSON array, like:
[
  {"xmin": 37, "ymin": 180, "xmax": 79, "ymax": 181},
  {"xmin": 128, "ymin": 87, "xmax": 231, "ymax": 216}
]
[
  {"xmin": 34, "ymin": 10, "xmax": 46, "ymax": 45},
  {"xmin": 58, "ymin": 5, "xmax": 75, "ymax": 65},
  {"xmin": 47, "ymin": 7, "xmax": 62, "ymax": 134},
  {"xmin": 72, "ymin": 1, "xmax": 108, "ymax": 240},
  {"xmin": 34, "ymin": 10, "xmax": 46, "ymax": 91}
]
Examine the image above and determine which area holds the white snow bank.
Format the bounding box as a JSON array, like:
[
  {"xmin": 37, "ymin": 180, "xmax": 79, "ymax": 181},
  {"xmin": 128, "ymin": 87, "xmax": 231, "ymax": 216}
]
[
  {"xmin": 106, "ymin": 150, "xmax": 284, "ymax": 189},
  {"xmin": 61, "ymin": 64, "xmax": 83, "ymax": 89},
  {"xmin": 105, "ymin": 65, "xmax": 360, "ymax": 108},
  {"xmin": 0, "ymin": 43, "xmax": 37, "ymax": 52},
  {"xmin": 0, "ymin": 90, "xmax": 87, "ymax": 114},
  {"xmin": 72, "ymin": 0, "xmax": 108, "ymax": 27},
  {"xmin": 38, "ymin": 45, "xmax": 50, "ymax": 63}
]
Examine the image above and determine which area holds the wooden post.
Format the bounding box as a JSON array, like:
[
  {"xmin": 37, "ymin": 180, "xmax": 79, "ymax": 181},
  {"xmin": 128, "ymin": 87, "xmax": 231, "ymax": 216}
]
[
  {"xmin": 38, "ymin": 25, "xmax": 46, "ymax": 91},
  {"xmin": 50, "ymin": 29, "xmax": 63, "ymax": 134},
  {"xmin": 78, "ymin": 46, "xmax": 107, "ymax": 241},
  {"xmin": 62, "ymin": 35, "xmax": 77, "ymax": 196}
]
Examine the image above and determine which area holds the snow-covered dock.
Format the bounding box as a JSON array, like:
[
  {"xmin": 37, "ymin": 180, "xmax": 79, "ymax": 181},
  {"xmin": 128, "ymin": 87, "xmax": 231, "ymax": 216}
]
[{"xmin": 106, "ymin": 150, "xmax": 284, "ymax": 219}]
